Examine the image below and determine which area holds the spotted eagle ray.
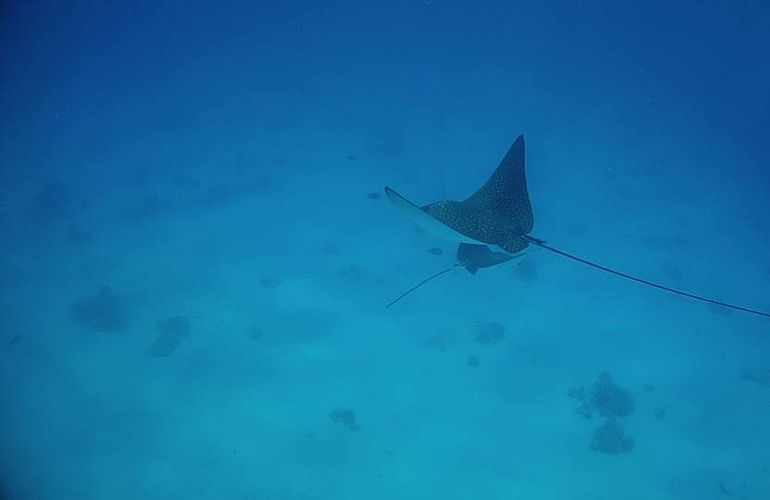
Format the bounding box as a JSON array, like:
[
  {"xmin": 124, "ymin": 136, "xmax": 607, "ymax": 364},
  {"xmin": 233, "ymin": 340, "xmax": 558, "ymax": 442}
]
[{"xmin": 384, "ymin": 135, "xmax": 770, "ymax": 318}]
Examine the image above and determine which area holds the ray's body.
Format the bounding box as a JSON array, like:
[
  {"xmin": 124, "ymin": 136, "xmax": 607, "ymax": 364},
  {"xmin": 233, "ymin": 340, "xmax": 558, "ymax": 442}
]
[{"xmin": 385, "ymin": 135, "xmax": 770, "ymax": 318}]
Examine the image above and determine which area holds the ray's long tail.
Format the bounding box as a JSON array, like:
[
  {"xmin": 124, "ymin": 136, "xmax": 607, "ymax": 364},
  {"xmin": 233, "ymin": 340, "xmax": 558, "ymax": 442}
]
[{"xmin": 521, "ymin": 235, "xmax": 770, "ymax": 319}]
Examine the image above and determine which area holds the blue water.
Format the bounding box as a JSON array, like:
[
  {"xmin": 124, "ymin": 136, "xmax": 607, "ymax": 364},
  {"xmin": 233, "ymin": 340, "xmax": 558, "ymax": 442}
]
[{"xmin": 2, "ymin": 2, "xmax": 770, "ymax": 498}]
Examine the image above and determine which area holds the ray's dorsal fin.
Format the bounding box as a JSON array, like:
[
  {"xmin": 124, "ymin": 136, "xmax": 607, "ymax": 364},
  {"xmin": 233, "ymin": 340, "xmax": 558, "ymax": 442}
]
[{"xmin": 464, "ymin": 134, "xmax": 534, "ymax": 235}]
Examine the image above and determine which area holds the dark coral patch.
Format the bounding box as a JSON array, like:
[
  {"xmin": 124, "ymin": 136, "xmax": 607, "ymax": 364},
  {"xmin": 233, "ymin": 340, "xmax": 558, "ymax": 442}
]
[
  {"xmin": 591, "ymin": 372, "xmax": 635, "ymax": 418},
  {"xmin": 476, "ymin": 321, "xmax": 505, "ymax": 344},
  {"xmin": 259, "ymin": 277, "xmax": 282, "ymax": 290},
  {"xmin": 69, "ymin": 286, "xmax": 126, "ymax": 332},
  {"xmin": 329, "ymin": 407, "xmax": 359, "ymax": 431},
  {"xmin": 590, "ymin": 418, "xmax": 634, "ymax": 455},
  {"xmin": 246, "ymin": 327, "xmax": 264, "ymax": 340},
  {"xmin": 150, "ymin": 316, "xmax": 190, "ymax": 357}
]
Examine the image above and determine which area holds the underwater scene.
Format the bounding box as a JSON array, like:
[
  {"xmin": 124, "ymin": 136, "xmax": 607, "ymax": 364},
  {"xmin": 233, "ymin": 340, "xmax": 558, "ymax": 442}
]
[{"xmin": 2, "ymin": 1, "xmax": 770, "ymax": 499}]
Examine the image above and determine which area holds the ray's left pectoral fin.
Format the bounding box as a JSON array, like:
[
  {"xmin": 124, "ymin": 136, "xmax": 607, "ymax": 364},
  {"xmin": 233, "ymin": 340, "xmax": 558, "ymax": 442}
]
[
  {"xmin": 383, "ymin": 186, "xmax": 436, "ymax": 232},
  {"xmin": 384, "ymin": 187, "xmax": 478, "ymax": 244},
  {"xmin": 384, "ymin": 186, "xmax": 417, "ymax": 209}
]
